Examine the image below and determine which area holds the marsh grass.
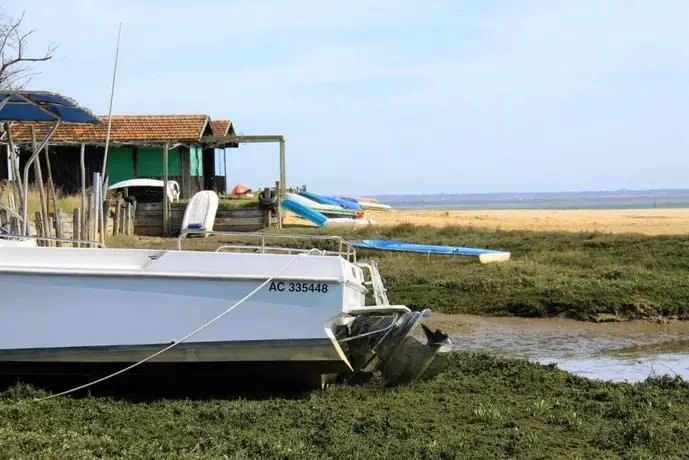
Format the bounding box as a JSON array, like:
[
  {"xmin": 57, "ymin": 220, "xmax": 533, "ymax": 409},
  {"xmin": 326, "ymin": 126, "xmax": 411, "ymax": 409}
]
[{"xmin": 1, "ymin": 353, "xmax": 687, "ymax": 459}]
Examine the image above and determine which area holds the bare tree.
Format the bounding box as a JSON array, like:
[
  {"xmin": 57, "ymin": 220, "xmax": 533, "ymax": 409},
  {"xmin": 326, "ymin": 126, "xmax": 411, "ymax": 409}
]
[{"xmin": 0, "ymin": 10, "xmax": 58, "ymax": 89}]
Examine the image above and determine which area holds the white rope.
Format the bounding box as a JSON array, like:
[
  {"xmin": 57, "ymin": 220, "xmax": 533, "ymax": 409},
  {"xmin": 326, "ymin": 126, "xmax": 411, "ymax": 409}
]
[{"xmin": 34, "ymin": 250, "xmax": 315, "ymax": 402}]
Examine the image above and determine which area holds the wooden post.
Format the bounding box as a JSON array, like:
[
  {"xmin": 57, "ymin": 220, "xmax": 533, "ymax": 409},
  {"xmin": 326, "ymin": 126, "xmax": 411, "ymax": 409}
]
[
  {"xmin": 30, "ymin": 127, "xmax": 51, "ymax": 246},
  {"xmin": 130, "ymin": 201, "xmax": 136, "ymax": 235},
  {"xmin": 123, "ymin": 203, "xmax": 128, "ymax": 235},
  {"xmin": 163, "ymin": 141, "xmax": 169, "ymax": 236},
  {"xmin": 91, "ymin": 172, "xmax": 100, "ymax": 246},
  {"xmin": 73, "ymin": 208, "xmax": 81, "ymax": 247},
  {"xmin": 53, "ymin": 209, "xmax": 64, "ymax": 248},
  {"xmin": 80, "ymin": 144, "xmax": 87, "ymax": 243},
  {"xmin": 102, "ymin": 201, "xmax": 108, "ymax": 239},
  {"xmin": 113, "ymin": 200, "xmax": 121, "ymax": 236},
  {"xmin": 279, "ymin": 139, "xmax": 286, "ymax": 200},
  {"xmin": 127, "ymin": 202, "xmax": 134, "ymax": 235},
  {"xmin": 43, "ymin": 145, "xmax": 62, "ymax": 245},
  {"xmin": 278, "ymin": 140, "xmax": 286, "ymax": 227},
  {"xmin": 275, "ymin": 180, "xmax": 283, "ymax": 229},
  {"xmin": 34, "ymin": 211, "xmax": 43, "ymax": 246},
  {"xmin": 223, "ymin": 147, "xmax": 228, "ymax": 194}
]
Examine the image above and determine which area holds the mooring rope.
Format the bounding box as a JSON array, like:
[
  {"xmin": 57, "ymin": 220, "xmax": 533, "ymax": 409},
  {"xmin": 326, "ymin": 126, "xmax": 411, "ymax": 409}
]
[{"xmin": 33, "ymin": 249, "xmax": 321, "ymax": 402}]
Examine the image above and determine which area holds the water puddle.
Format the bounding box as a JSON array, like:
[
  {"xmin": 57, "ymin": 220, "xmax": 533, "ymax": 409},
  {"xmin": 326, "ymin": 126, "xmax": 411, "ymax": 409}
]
[{"xmin": 426, "ymin": 314, "xmax": 689, "ymax": 383}]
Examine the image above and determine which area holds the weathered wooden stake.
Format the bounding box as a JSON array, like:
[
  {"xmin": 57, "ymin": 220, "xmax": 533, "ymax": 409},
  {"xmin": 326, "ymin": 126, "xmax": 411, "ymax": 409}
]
[
  {"xmin": 80, "ymin": 144, "xmax": 87, "ymax": 244},
  {"xmin": 30, "ymin": 127, "xmax": 51, "ymax": 245},
  {"xmin": 163, "ymin": 142, "xmax": 169, "ymax": 236},
  {"xmin": 113, "ymin": 200, "xmax": 120, "ymax": 236},
  {"xmin": 34, "ymin": 211, "xmax": 43, "ymax": 246},
  {"xmin": 130, "ymin": 201, "xmax": 136, "ymax": 235},
  {"xmin": 126, "ymin": 202, "xmax": 133, "ymax": 235},
  {"xmin": 73, "ymin": 208, "xmax": 81, "ymax": 247}
]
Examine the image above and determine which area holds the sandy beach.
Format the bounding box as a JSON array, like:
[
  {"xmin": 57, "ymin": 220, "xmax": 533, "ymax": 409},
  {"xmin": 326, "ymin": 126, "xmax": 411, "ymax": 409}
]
[{"xmin": 285, "ymin": 208, "xmax": 689, "ymax": 235}]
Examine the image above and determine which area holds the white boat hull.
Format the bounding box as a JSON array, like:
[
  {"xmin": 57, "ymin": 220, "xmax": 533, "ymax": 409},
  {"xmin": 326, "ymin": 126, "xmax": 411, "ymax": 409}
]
[{"xmin": 0, "ymin": 244, "xmax": 449, "ymax": 390}]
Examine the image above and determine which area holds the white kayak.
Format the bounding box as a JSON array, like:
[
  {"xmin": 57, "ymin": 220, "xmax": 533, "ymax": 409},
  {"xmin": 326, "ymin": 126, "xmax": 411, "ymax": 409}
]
[
  {"xmin": 323, "ymin": 218, "xmax": 376, "ymax": 228},
  {"xmin": 358, "ymin": 202, "xmax": 392, "ymax": 211}
]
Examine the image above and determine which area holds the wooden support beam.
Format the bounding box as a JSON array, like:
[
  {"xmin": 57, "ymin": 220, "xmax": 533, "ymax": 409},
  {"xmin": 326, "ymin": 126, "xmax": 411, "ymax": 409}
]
[
  {"xmin": 80, "ymin": 144, "xmax": 87, "ymax": 243},
  {"xmin": 163, "ymin": 141, "xmax": 169, "ymax": 236}
]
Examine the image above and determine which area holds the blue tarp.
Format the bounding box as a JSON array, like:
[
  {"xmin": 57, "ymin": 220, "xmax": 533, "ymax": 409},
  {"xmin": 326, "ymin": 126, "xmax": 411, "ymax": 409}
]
[{"xmin": 0, "ymin": 90, "xmax": 100, "ymax": 124}]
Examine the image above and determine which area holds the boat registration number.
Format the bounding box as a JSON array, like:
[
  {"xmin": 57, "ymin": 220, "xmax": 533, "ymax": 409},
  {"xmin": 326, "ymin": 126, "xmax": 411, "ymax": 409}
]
[{"xmin": 268, "ymin": 281, "xmax": 329, "ymax": 293}]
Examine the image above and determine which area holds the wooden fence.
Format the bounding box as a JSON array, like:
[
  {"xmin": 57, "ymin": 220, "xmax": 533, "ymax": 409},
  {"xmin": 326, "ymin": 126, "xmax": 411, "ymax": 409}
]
[{"xmin": 134, "ymin": 202, "xmax": 276, "ymax": 236}]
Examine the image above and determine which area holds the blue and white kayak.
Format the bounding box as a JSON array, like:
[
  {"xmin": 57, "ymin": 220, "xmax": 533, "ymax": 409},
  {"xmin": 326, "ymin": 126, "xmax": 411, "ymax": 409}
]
[
  {"xmin": 300, "ymin": 191, "xmax": 362, "ymax": 210},
  {"xmin": 348, "ymin": 239, "xmax": 511, "ymax": 263}
]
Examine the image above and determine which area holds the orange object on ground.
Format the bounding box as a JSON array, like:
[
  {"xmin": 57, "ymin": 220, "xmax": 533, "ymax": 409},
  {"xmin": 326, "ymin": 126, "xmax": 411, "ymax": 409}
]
[{"xmin": 231, "ymin": 184, "xmax": 252, "ymax": 195}]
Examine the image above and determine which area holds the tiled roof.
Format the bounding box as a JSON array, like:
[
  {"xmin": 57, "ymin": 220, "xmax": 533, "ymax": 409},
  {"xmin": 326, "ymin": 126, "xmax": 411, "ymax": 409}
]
[
  {"xmin": 4, "ymin": 114, "xmax": 211, "ymax": 144},
  {"xmin": 210, "ymin": 120, "xmax": 234, "ymax": 136}
]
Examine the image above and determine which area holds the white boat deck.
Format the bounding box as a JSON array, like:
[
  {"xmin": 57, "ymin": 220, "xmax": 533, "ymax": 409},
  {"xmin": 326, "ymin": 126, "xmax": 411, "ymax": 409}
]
[{"xmin": 0, "ymin": 246, "xmax": 350, "ymax": 282}]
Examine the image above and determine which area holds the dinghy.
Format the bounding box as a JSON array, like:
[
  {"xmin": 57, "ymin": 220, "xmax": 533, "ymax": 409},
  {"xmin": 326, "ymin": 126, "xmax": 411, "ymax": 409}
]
[{"xmin": 181, "ymin": 190, "xmax": 219, "ymax": 235}]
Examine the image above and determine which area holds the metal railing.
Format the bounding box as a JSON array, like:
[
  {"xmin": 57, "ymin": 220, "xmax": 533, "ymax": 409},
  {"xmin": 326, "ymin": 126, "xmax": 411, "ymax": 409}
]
[
  {"xmin": 356, "ymin": 261, "xmax": 390, "ymax": 306},
  {"xmin": 176, "ymin": 229, "xmax": 358, "ymax": 261}
]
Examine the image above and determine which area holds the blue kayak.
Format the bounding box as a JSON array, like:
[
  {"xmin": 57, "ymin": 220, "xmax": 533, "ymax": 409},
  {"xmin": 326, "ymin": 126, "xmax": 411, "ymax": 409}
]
[
  {"xmin": 281, "ymin": 198, "xmax": 328, "ymax": 226},
  {"xmin": 348, "ymin": 239, "xmax": 511, "ymax": 263},
  {"xmin": 300, "ymin": 191, "xmax": 362, "ymax": 210}
]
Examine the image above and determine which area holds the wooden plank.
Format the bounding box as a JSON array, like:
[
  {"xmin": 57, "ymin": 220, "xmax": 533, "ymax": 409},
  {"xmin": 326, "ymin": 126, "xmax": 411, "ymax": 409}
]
[
  {"xmin": 136, "ymin": 202, "xmax": 164, "ymax": 211},
  {"xmin": 136, "ymin": 217, "xmax": 181, "ymax": 228},
  {"xmin": 215, "ymin": 209, "xmax": 265, "ymax": 218},
  {"xmin": 213, "ymin": 217, "xmax": 264, "ymax": 227}
]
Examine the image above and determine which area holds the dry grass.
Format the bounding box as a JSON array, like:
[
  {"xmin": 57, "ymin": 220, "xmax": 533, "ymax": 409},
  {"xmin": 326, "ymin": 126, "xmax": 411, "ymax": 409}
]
[
  {"xmin": 285, "ymin": 208, "xmax": 689, "ymax": 235},
  {"xmin": 0, "ymin": 183, "xmax": 82, "ymax": 218}
]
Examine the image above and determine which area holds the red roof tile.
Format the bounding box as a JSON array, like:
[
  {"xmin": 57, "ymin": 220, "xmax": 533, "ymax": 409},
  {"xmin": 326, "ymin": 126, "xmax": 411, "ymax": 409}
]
[{"xmin": 210, "ymin": 120, "xmax": 234, "ymax": 136}]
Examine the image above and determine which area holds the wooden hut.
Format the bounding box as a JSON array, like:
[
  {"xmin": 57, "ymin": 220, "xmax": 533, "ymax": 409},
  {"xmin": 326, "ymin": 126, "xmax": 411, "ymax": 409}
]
[{"xmin": 2, "ymin": 114, "xmax": 236, "ymax": 198}]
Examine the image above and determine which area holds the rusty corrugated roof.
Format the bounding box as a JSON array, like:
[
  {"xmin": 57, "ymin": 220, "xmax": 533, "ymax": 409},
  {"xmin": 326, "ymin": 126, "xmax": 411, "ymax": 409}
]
[{"xmin": 5, "ymin": 114, "xmax": 211, "ymax": 144}]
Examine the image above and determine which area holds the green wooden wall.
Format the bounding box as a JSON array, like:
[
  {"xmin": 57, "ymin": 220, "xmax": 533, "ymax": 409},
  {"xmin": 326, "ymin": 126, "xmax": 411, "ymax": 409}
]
[
  {"xmin": 137, "ymin": 147, "xmax": 181, "ymax": 176},
  {"xmin": 190, "ymin": 146, "xmax": 203, "ymax": 177},
  {"xmin": 107, "ymin": 147, "xmax": 134, "ymax": 183},
  {"xmin": 106, "ymin": 146, "xmax": 182, "ymax": 183}
]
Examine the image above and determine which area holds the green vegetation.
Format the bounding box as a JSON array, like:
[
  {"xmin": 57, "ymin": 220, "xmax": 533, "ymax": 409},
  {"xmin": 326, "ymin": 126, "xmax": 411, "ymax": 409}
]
[
  {"xmin": 111, "ymin": 224, "xmax": 689, "ymax": 321},
  {"xmin": 602, "ymin": 339, "xmax": 689, "ymax": 356},
  {"xmin": 2, "ymin": 353, "xmax": 687, "ymax": 459}
]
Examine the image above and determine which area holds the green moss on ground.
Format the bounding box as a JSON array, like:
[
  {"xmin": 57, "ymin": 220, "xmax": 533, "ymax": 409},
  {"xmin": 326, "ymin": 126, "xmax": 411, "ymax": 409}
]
[{"xmin": 2, "ymin": 353, "xmax": 687, "ymax": 459}]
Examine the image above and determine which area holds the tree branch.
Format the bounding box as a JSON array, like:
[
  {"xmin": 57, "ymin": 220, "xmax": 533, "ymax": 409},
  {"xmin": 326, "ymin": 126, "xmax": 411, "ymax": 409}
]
[{"xmin": 0, "ymin": 10, "xmax": 57, "ymax": 89}]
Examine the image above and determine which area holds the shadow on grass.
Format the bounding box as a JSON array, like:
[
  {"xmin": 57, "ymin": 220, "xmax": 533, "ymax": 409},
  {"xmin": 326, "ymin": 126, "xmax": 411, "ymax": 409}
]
[{"xmin": 0, "ymin": 371, "xmax": 319, "ymax": 403}]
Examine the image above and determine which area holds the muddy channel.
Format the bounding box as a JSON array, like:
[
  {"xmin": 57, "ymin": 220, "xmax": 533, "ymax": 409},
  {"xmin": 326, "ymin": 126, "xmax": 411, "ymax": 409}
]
[{"xmin": 424, "ymin": 314, "xmax": 689, "ymax": 383}]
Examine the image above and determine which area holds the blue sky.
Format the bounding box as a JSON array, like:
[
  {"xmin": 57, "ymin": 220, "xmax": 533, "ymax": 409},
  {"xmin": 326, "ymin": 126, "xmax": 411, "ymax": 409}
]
[{"xmin": 4, "ymin": 1, "xmax": 688, "ymax": 195}]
